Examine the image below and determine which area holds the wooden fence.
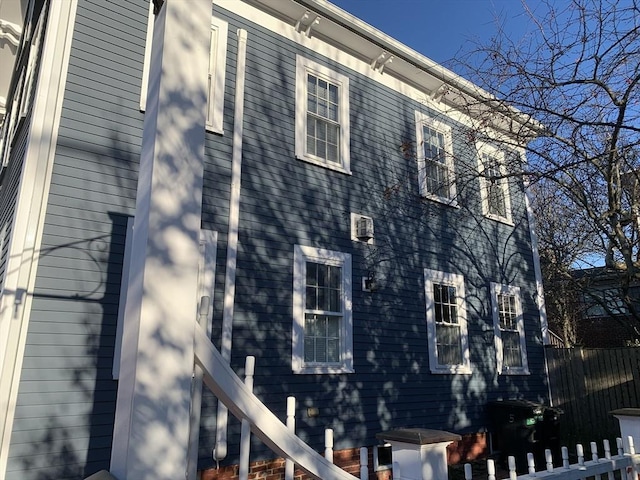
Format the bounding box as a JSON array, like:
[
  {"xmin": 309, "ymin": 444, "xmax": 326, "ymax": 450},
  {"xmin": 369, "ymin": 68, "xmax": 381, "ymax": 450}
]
[{"xmin": 546, "ymin": 346, "xmax": 640, "ymax": 445}]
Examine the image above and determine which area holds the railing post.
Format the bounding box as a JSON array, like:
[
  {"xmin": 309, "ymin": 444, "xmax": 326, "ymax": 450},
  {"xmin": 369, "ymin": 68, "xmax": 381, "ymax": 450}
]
[
  {"xmin": 360, "ymin": 447, "xmax": 368, "ymax": 480},
  {"xmin": 238, "ymin": 356, "xmax": 255, "ymax": 480},
  {"xmin": 285, "ymin": 396, "xmax": 295, "ymax": 480},
  {"xmin": 463, "ymin": 463, "xmax": 472, "ymax": 480},
  {"xmin": 325, "ymin": 428, "xmax": 333, "ymax": 463}
]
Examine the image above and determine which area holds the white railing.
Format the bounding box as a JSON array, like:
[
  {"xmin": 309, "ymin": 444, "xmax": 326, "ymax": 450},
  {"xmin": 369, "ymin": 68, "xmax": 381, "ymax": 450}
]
[{"xmin": 464, "ymin": 437, "xmax": 640, "ymax": 479}]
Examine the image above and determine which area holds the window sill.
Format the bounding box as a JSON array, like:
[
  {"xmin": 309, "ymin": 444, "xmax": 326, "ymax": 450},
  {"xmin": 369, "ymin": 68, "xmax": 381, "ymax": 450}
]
[
  {"xmin": 296, "ymin": 154, "xmax": 352, "ymax": 175},
  {"xmin": 420, "ymin": 193, "xmax": 460, "ymax": 208},
  {"xmin": 499, "ymin": 368, "xmax": 530, "ymax": 376},
  {"xmin": 430, "ymin": 365, "xmax": 472, "ymax": 375},
  {"xmin": 205, "ymin": 124, "xmax": 224, "ymax": 135},
  {"xmin": 484, "ymin": 213, "xmax": 514, "ymax": 226},
  {"xmin": 294, "ymin": 365, "xmax": 355, "ymax": 375}
]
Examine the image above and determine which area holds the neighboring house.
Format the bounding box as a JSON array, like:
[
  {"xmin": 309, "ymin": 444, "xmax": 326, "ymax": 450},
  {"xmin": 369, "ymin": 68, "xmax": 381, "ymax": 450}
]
[
  {"xmin": 572, "ymin": 267, "xmax": 640, "ymax": 347},
  {"xmin": 0, "ymin": 1, "xmax": 550, "ymax": 479}
]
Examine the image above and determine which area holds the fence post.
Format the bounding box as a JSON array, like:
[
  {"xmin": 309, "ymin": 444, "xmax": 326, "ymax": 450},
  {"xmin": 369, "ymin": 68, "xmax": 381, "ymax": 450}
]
[
  {"xmin": 603, "ymin": 440, "xmax": 614, "ymax": 480},
  {"xmin": 561, "ymin": 446, "xmax": 570, "ymax": 469},
  {"xmin": 527, "ymin": 452, "xmax": 535, "ymax": 475},
  {"xmin": 590, "ymin": 441, "xmax": 598, "ymax": 462},
  {"xmin": 284, "ymin": 396, "xmax": 296, "ymax": 480},
  {"xmin": 545, "ymin": 448, "xmax": 554, "ymax": 472},
  {"xmin": 617, "ymin": 437, "xmax": 624, "ymax": 456},
  {"xmin": 238, "ymin": 356, "xmax": 255, "ymax": 480},
  {"xmin": 487, "ymin": 458, "xmax": 496, "ymax": 480},
  {"xmin": 576, "ymin": 443, "xmax": 584, "ymax": 466},
  {"xmin": 507, "ymin": 456, "xmax": 517, "ymax": 480},
  {"xmin": 360, "ymin": 447, "xmax": 368, "ymax": 480},
  {"xmin": 325, "ymin": 429, "xmax": 333, "ymax": 463}
]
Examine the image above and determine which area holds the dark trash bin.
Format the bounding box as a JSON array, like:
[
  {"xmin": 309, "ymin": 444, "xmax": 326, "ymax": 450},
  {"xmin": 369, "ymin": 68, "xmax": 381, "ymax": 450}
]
[{"xmin": 488, "ymin": 399, "xmax": 563, "ymax": 473}]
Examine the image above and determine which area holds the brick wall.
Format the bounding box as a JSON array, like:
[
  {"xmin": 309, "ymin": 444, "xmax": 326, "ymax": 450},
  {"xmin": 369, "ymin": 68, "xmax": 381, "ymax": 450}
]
[{"xmin": 200, "ymin": 434, "xmax": 487, "ymax": 480}]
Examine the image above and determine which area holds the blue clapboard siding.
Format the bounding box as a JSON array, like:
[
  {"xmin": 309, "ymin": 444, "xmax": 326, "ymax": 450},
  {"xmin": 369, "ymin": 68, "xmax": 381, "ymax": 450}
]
[
  {"xmin": 197, "ymin": 5, "xmax": 550, "ymax": 469},
  {"xmin": 5, "ymin": 0, "xmax": 147, "ymax": 478},
  {"xmin": 5, "ymin": 0, "xmax": 549, "ymax": 477}
]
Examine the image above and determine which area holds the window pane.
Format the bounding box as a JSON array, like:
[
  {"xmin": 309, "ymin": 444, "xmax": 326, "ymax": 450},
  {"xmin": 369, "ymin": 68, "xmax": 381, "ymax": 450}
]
[
  {"xmin": 304, "ymin": 314, "xmax": 341, "ymax": 364},
  {"xmin": 436, "ymin": 323, "xmax": 462, "ymax": 365},
  {"xmin": 328, "ymin": 84, "xmax": 338, "ymax": 104},
  {"xmin": 306, "ymin": 262, "xmax": 317, "ymax": 285},
  {"xmin": 502, "ymin": 330, "xmax": 522, "ymax": 368}
]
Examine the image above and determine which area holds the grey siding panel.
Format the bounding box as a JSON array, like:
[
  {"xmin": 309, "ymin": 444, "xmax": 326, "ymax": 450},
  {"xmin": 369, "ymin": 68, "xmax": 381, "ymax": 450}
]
[{"xmin": 6, "ymin": 0, "xmax": 147, "ymax": 478}]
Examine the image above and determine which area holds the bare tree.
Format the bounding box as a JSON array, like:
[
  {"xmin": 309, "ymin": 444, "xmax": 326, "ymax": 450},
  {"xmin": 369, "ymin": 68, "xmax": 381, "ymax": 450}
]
[{"xmin": 443, "ymin": 0, "xmax": 640, "ymax": 342}]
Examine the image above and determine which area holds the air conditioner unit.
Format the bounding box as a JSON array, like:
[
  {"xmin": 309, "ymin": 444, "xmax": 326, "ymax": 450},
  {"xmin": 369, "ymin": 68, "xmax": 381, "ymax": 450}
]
[{"xmin": 356, "ymin": 216, "xmax": 374, "ymax": 242}]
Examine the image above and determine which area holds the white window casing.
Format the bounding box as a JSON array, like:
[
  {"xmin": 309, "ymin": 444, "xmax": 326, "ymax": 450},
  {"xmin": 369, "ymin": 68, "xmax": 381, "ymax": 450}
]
[
  {"xmin": 477, "ymin": 142, "xmax": 513, "ymax": 224},
  {"xmin": 424, "ymin": 268, "xmax": 471, "ymax": 374},
  {"xmin": 490, "ymin": 283, "xmax": 529, "ymax": 375},
  {"xmin": 295, "ymin": 55, "xmax": 351, "ymax": 174},
  {"xmin": 293, "ymin": 245, "xmax": 353, "ymax": 374},
  {"xmin": 140, "ymin": 10, "xmax": 228, "ymax": 134},
  {"xmin": 415, "ymin": 111, "xmax": 457, "ymax": 206}
]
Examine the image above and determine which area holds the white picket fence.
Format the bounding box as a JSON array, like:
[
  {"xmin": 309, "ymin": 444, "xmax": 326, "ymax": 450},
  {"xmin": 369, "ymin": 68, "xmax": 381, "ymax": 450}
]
[{"xmin": 464, "ymin": 437, "xmax": 640, "ymax": 479}]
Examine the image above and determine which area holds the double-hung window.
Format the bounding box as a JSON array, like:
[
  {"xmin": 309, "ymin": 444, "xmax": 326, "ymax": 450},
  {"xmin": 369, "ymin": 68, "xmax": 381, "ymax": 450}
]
[
  {"xmin": 490, "ymin": 283, "xmax": 529, "ymax": 374},
  {"xmin": 295, "ymin": 56, "xmax": 351, "ymax": 174},
  {"xmin": 478, "ymin": 143, "xmax": 512, "ymax": 223},
  {"xmin": 424, "ymin": 269, "xmax": 471, "ymax": 374},
  {"xmin": 140, "ymin": 7, "xmax": 228, "ymax": 134},
  {"xmin": 415, "ymin": 112, "xmax": 456, "ymax": 204},
  {"xmin": 293, "ymin": 245, "xmax": 353, "ymax": 374}
]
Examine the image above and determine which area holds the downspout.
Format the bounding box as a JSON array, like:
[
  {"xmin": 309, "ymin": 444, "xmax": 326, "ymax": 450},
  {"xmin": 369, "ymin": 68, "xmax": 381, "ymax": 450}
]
[
  {"xmin": 525, "ymin": 182, "xmax": 554, "ymax": 405},
  {"xmin": 214, "ymin": 27, "xmax": 248, "ymax": 463}
]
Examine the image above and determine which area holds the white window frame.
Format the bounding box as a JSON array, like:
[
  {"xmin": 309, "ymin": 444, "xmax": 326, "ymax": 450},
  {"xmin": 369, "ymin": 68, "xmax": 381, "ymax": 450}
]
[
  {"xmin": 415, "ymin": 111, "xmax": 457, "ymax": 206},
  {"xmin": 490, "ymin": 283, "xmax": 529, "ymax": 375},
  {"xmin": 477, "ymin": 143, "xmax": 513, "ymax": 224},
  {"xmin": 424, "ymin": 268, "xmax": 471, "ymax": 374},
  {"xmin": 140, "ymin": 8, "xmax": 228, "ymax": 134},
  {"xmin": 292, "ymin": 245, "xmax": 353, "ymax": 374},
  {"xmin": 295, "ymin": 55, "xmax": 351, "ymax": 174}
]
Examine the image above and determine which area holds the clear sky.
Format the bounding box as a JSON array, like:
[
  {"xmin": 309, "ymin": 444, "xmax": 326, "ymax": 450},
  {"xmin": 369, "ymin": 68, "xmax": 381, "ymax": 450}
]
[{"xmin": 330, "ymin": 0, "xmax": 542, "ymax": 70}]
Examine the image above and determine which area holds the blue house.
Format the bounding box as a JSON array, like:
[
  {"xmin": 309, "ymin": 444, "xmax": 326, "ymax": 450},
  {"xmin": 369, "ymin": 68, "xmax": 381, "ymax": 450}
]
[{"xmin": 0, "ymin": 0, "xmax": 551, "ymax": 479}]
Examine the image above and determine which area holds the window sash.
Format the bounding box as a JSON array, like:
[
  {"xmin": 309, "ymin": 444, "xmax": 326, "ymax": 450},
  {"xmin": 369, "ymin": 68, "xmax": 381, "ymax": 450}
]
[
  {"xmin": 482, "ymin": 152, "xmax": 508, "ymax": 217},
  {"xmin": 491, "ymin": 283, "xmax": 528, "ymax": 374},
  {"xmin": 415, "ymin": 113, "xmax": 456, "ymax": 203},
  {"xmin": 304, "ymin": 314, "xmax": 341, "ymax": 364},
  {"xmin": 295, "ymin": 56, "xmax": 350, "ymax": 174},
  {"xmin": 293, "ymin": 246, "xmax": 353, "ymax": 374},
  {"xmin": 306, "ymin": 74, "xmax": 341, "ymax": 164},
  {"xmin": 424, "ymin": 269, "xmax": 471, "ymax": 374},
  {"xmin": 436, "ymin": 323, "xmax": 463, "ymax": 365}
]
